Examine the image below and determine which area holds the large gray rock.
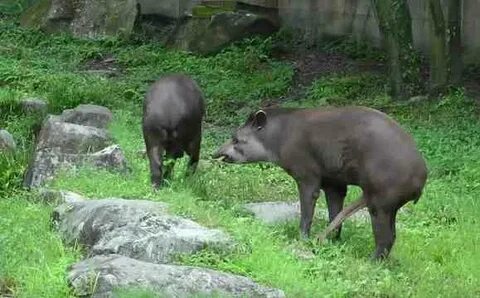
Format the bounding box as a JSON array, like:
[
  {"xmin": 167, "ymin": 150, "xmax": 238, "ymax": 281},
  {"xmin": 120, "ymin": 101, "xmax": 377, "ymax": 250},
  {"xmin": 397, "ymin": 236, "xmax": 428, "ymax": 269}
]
[
  {"xmin": 68, "ymin": 254, "xmax": 285, "ymax": 298},
  {"xmin": 23, "ymin": 145, "xmax": 128, "ymax": 188},
  {"xmin": 20, "ymin": 0, "xmax": 138, "ymax": 39},
  {"xmin": 36, "ymin": 115, "xmax": 111, "ymax": 154},
  {"xmin": 171, "ymin": 11, "xmax": 279, "ymax": 55},
  {"xmin": 60, "ymin": 104, "xmax": 113, "ymax": 129},
  {"xmin": 243, "ymin": 201, "xmax": 370, "ymax": 225},
  {"xmin": 22, "ymin": 107, "xmax": 126, "ymax": 188},
  {"xmin": 0, "ymin": 130, "xmax": 16, "ymax": 152},
  {"xmin": 20, "ymin": 97, "xmax": 48, "ymax": 115},
  {"xmin": 53, "ymin": 198, "xmax": 232, "ymax": 264}
]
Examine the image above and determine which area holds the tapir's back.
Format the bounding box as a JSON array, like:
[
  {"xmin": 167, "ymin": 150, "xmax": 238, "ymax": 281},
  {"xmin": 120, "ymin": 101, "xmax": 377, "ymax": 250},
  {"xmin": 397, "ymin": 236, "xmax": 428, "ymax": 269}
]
[
  {"xmin": 143, "ymin": 74, "xmax": 204, "ymax": 129},
  {"xmin": 278, "ymin": 106, "xmax": 427, "ymax": 195}
]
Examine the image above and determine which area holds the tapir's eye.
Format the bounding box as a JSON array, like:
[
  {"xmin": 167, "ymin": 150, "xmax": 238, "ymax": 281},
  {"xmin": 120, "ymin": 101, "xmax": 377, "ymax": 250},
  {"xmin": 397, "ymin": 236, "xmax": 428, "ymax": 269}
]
[{"xmin": 232, "ymin": 137, "xmax": 239, "ymax": 144}]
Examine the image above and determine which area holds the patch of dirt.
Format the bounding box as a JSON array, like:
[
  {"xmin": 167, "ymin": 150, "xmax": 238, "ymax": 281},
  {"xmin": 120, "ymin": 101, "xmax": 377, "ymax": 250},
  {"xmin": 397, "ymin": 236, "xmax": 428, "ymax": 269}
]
[
  {"xmin": 80, "ymin": 54, "xmax": 122, "ymax": 78},
  {"xmin": 262, "ymin": 47, "xmax": 386, "ymax": 107},
  {"xmin": 265, "ymin": 44, "xmax": 480, "ymax": 107}
]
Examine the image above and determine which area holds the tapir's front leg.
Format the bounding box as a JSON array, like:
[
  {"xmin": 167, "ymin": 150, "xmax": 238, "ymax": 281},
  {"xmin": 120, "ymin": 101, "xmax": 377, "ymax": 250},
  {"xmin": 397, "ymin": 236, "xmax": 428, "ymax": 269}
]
[{"xmin": 297, "ymin": 179, "xmax": 321, "ymax": 239}]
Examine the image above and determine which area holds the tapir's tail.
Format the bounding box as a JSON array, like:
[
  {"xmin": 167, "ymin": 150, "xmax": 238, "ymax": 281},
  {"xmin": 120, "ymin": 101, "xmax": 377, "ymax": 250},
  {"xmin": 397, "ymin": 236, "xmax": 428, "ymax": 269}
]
[{"xmin": 317, "ymin": 196, "xmax": 367, "ymax": 243}]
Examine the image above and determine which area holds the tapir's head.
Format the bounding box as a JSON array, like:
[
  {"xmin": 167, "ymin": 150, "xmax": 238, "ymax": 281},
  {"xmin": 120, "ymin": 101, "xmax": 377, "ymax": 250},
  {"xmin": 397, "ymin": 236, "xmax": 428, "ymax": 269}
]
[{"xmin": 213, "ymin": 110, "xmax": 276, "ymax": 164}]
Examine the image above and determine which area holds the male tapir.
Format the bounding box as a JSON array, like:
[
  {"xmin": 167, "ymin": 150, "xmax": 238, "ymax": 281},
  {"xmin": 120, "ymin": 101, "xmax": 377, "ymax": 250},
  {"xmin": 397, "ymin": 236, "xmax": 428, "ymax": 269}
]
[{"xmin": 213, "ymin": 106, "xmax": 427, "ymax": 260}]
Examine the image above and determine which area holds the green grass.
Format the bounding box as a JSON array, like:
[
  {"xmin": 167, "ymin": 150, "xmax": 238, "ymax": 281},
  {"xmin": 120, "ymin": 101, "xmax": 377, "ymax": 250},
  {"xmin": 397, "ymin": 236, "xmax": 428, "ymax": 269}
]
[{"xmin": 1, "ymin": 11, "xmax": 479, "ymax": 298}]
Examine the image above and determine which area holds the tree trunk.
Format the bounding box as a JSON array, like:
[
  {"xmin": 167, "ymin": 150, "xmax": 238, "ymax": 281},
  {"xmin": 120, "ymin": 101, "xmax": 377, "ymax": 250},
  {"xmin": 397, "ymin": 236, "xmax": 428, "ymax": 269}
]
[
  {"xmin": 428, "ymin": 0, "xmax": 449, "ymax": 95},
  {"xmin": 447, "ymin": 0, "xmax": 462, "ymax": 85},
  {"xmin": 372, "ymin": 0, "xmax": 417, "ymax": 100}
]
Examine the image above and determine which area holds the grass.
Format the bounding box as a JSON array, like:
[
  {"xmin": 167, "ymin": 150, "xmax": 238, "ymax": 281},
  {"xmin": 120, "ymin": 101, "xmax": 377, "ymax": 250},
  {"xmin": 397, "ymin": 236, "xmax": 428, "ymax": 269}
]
[{"xmin": 0, "ymin": 8, "xmax": 479, "ymax": 298}]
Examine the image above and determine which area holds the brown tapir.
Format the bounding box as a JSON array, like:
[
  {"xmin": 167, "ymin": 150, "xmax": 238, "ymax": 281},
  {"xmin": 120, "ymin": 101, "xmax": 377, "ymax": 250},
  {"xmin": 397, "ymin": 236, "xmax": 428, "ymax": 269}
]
[
  {"xmin": 213, "ymin": 106, "xmax": 427, "ymax": 260},
  {"xmin": 142, "ymin": 74, "xmax": 205, "ymax": 189}
]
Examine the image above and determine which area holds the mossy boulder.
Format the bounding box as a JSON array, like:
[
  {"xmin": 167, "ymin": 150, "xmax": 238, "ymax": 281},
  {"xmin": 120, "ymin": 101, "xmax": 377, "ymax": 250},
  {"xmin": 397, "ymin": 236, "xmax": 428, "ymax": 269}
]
[
  {"xmin": 20, "ymin": 0, "xmax": 138, "ymax": 39},
  {"xmin": 171, "ymin": 11, "xmax": 280, "ymax": 55}
]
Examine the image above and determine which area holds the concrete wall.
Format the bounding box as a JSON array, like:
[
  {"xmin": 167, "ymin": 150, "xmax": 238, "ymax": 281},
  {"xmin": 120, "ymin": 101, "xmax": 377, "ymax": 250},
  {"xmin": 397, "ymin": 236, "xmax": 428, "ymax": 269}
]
[
  {"xmin": 277, "ymin": 0, "xmax": 480, "ymax": 64},
  {"xmin": 238, "ymin": 0, "xmax": 278, "ymax": 8},
  {"xmin": 278, "ymin": 0, "xmax": 380, "ymax": 46},
  {"xmin": 136, "ymin": 0, "xmax": 479, "ymax": 63}
]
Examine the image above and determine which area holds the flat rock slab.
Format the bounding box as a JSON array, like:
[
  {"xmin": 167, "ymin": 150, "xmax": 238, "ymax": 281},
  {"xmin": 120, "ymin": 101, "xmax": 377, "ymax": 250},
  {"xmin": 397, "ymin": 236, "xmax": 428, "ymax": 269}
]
[
  {"xmin": 53, "ymin": 199, "xmax": 232, "ymax": 264},
  {"xmin": 68, "ymin": 254, "xmax": 285, "ymax": 298},
  {"xmin": 243, "ymin": 201, "xmax": 370, "ymax": 225}
]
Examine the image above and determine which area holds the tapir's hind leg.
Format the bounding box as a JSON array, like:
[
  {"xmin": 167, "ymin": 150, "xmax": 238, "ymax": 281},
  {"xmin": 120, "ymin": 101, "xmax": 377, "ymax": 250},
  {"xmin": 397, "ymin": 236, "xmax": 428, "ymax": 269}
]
[
  {"xmin": 186, "ymin": 131, "xmax": 201, "ymax": 175},
  {"xmin": 143, "ymin": 127, "xmax": 165, "ymax": 189},
  {"xmin": 144, "ymin": 131, "xmax": 165, "ymax": 189}
]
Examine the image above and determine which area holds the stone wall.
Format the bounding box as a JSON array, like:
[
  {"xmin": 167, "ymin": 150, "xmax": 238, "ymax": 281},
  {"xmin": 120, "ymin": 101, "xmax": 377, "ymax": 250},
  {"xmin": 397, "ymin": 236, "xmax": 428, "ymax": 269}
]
[
  {"xmin": 137, "ymin": 0, "xmax": 202, "ymax": 18},
  {"xmin": 276, "ymin": 0, "xmax": 480, "ymax": 64}
]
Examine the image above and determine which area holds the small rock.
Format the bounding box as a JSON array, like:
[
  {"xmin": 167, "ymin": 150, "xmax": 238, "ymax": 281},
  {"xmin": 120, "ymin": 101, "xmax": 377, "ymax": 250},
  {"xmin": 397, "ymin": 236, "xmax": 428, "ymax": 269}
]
[
  {"xmin": 0, "ymin": 130, "xmax": 16, "ymax": 152},
  {"xmin": 243, "ymin": 201, "xmax": 301, "ymax": 224},
  {"xmin": 287, "ymin": 244, "xmax": 316, "ymax": 261},
  {"xmin": 20, "ymin": 97, "xmax": 48, "ymax": 115},
  {"xmin": 53, "ymin": 198, "xmax": 232, "ymax": 264},
  {"xmin": 88, "ymin": 145, "xmax": 128, "ymax": 173},
  {"xmin": 408, "ymin": 95, "xmax": 429, "ymax": 103},
  {"xmin": 60, "ymin": 104, "xmax": 113, "ymax": 129},
  {"xmin": 242, "ymin": 201, "xmax": 371, "ymax": 225},
  {"xmin": 68, "ymin": 254, "xmax": 285, "ymax": 298},
  {"xmin": 37, "ymin": 189, "xmax": 86, "ymax": 204},
  {"xmin": 60, "ymin": 190, "xmax": 87, "ymax": 203}
]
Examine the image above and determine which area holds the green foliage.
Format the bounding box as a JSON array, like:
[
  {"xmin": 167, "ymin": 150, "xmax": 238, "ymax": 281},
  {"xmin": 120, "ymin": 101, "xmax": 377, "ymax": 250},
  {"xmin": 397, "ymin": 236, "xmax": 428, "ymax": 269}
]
[
  {"xmin": 0, "ymin": 194, "xmax": 81, "ymax": 298},
  {"xmin": 0, "ymin": 0, "xmax": 36, "ymax": 15},
  {"xmin": 283, "ymin": 73, "xmax": 385, "ymax": 108},
  {"xmin": 0, "ymin": 14, "xmax": 479, "ymax": 298}
]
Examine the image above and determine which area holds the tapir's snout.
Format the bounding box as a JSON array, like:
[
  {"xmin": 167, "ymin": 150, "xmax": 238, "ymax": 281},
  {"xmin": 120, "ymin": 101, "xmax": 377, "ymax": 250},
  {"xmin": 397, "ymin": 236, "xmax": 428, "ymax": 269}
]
[{"xmin": 212, "ymin": 142, "xmax": 234, "ymax": 162}]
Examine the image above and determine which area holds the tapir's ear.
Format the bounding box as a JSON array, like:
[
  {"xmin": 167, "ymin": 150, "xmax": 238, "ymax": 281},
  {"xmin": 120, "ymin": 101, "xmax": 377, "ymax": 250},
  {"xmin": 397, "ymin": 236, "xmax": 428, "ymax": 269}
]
[{"xmin": 252, "ymin": 110, "xmax": 267, "ymax": 130}]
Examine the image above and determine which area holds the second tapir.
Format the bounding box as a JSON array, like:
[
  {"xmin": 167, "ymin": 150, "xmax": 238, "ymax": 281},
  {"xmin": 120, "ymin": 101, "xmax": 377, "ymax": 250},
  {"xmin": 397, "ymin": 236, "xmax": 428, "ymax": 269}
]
[
  {"xmin": 142, "ymin": 74, "xmax": 205, "ymax": 189},
  {"xmin": 213, "ymin": 106, "xmax": 427, "ymax": 260}
]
